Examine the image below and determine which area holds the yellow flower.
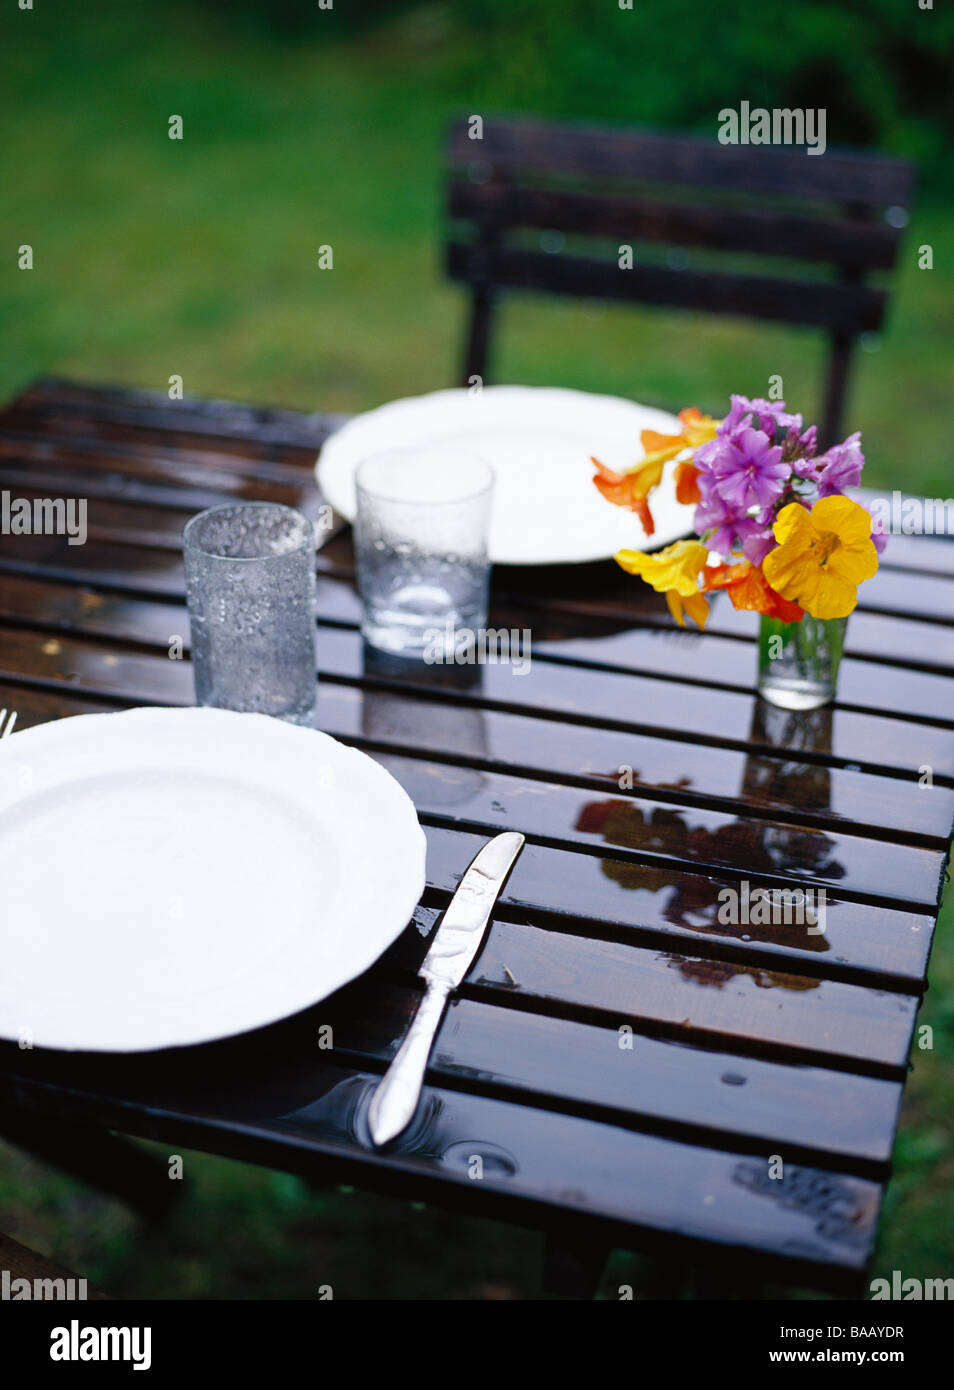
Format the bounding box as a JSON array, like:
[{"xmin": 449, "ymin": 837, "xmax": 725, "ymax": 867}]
[
  {"xmin": 763, "ymin": 496, "xmax": 879, "ymax": 620},
  {"xmin": 615, "ymin": 539, "xmax": 710, "ymax": 629}
]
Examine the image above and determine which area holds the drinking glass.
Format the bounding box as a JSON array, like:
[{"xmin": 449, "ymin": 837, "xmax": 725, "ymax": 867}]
[
  {"xmin": 183, "ymin": 502, "xmax": 318, "ymax": 725},
  {"xmin": 354, "ymin": 448, "xmax": 494, "ymax": 659}
]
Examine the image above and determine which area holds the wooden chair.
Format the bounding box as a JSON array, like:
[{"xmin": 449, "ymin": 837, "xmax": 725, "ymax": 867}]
[{"xmin": 445, "ymin": 116, "xmax": 915, "ymax": 446}]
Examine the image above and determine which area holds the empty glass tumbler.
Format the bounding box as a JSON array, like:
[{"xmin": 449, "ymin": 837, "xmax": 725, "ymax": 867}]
[
  {"xmin": 354, "ymin": 448, "xmax": 494, "ymax": 659},
  {"xmin": 183, "ymin": 503, "xmax": 318, "ymax": 725}
]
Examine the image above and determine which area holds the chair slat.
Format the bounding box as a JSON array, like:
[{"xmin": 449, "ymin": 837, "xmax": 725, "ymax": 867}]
[
  {"xmin": 449, "ymin": 179, "xmax": 903, "ymax": 270},
  {"xmin": 448, "ymin": 117, "xmax": 916, "ymax": 208},
  {"xmin": 447, "ymin": 242, "xmax": 887, "ymax": 334}
]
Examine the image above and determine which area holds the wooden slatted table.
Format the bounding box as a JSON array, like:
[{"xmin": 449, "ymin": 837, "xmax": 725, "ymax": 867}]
[{"xmin": 1, "ymin": 378, "xmax": 951, "ymax": 1297}]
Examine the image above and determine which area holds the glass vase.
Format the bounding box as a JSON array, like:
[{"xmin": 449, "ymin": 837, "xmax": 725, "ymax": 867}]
[{"xmin": 757, "ymin": 614, "xmax": 847, "ymax": 711}]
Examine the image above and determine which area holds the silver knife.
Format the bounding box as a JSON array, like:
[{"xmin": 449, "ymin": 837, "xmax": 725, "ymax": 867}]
[{"xmin": 368, "ymin": 831, "xmax": 525, "ymax": 1147}]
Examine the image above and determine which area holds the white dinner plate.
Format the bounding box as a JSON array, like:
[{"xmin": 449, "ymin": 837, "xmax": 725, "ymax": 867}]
[
  {"xmin": 0, "ymin": 707, "xmax": 426, "ymax": 1052},
  {"xmin": 316, "ymin": 386, "xmax": 692, "ymax": 565}
]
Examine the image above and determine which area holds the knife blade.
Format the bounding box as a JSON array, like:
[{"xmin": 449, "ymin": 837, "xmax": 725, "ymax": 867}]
[{"xmin": 367, "ymin": 831, "xmax": 525, "ymax": 1147}]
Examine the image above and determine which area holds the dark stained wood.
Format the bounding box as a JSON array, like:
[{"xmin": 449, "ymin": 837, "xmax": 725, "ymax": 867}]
[
  {"xmin": 0, "ymin": 563, "xmax": 951, "ymax": 779},
  {"xmin": 0, "ymin": 674, "xmax": 938, "ymax": 989},
  {"xmin": 6, "ymin": 501, "xmax": 954, "ymax": 632},
  {"xmin": 0, "ymin": 1048, "xmax": 884, "ymax": 1293},
  {"xmin": 4, "ymin": 594, "xmax": 953, "ymax": 845},
  {"xmin": 0, "ymin": 378, "xmax": 949, "ymax": 1298},
  {"xmin": 0, "ymin": 617, "xmax": 944, "ymax": 909},
  {"xmin": 447, "ymin": 242, "xmax": 887, "ymax": 335},
  {"xmin": 450, "ymin": 179, "xmax": 902, "ymax": 269},
  {"xmin": 447, "ymin": 117, "xmax": 915, "ymax": 207},
  {"xmin": 5, "ymin": 377, "xmax": 343, "ymax": 454},
  {"xmin": 325, "ymin": 982, "xmax": 903, "ymax": 1170},
  {"xmin": 454, "ymin": 916, "xmax": 919, "ymax": 1076},
  {"xmin": 0, "ymin": 441, "xmax": 325, "ymax": 510},
  {"xmin": 0, "ymin": 679, "xmax": 923, "ymax": 1081},
  {"xmin": 423, "ymin": 825, "xmax": 936, "ymax": 992}
]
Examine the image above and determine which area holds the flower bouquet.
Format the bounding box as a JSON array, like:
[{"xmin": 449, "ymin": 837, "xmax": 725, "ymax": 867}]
[{"xmin": 592, "ymin": 396, "xmax": 886, "ymax": 709}]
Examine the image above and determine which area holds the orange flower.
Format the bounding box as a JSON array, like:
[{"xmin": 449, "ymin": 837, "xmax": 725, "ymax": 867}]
[
  {"xmin": 763, "ymin": 496, "xmax": 879, "ymax": 619},
  {"xmin": 591, "ymin": 456, "xmax": 659, "ymax": 535},
  {"xmin": 674, "ymin": 460, "xmax": 701, "ymax": 505},
  {"xmin": 592, "ymin": 407, "xmax": 716, "ymax": 535},
  {"xmin": 639, "ymin": 408, "xmax": 718, "ymax": 467},
  {"xmin": 702, "ymin": 561, "xmax": 805, "ymax": 622}
]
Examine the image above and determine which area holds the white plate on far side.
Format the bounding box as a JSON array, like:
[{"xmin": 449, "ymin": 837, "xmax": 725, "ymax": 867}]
[
  {"xmin": 0, "ymin": 707, "xmax": 426, "ymax": 1052},
  {"xmin": 316, "ymin": 386, "xmax": 692, "ymax": 565}
]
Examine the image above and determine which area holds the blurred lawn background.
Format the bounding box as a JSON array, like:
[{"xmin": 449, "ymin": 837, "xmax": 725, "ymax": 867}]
[{"xmin": 0, "ymin": 0, "xmax": 951, "ymax": 1297}]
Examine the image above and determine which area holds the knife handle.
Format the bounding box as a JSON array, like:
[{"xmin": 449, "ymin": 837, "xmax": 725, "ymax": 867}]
[{"xmin": 368, "ymin": 981, "xmax": 451, "ymax": 1147}]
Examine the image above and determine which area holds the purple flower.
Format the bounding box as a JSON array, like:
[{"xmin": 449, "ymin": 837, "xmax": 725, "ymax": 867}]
[
  {"xmin": 738, "ymin": 521, "xmax": 777, "ymax": 567},
  {"xmin": 696, "ymin": 426, "xmax": 790, "ymax": 516},
  {"xmin": 692, "ymin": 499, "xmax": 777, "ymax": 565},
  {"xmin": 782, "ymin": 420, "xmax": 819, "ymax": 469},
  {"xmin": 693, "ymin": 491, "xmax": 743, "ymax": 558},
  {"xmin": 816, "ymin": 432, "xmax": 864, "ymax": 497},
  {"xmin": 718, "ymin": 395, "xmax": 798, "ymax": 440}
]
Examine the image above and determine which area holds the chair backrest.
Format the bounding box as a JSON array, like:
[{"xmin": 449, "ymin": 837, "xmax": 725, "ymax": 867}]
[{"xmin": 445, "ymin": 116, "xmax": 915, "ymax": 445}]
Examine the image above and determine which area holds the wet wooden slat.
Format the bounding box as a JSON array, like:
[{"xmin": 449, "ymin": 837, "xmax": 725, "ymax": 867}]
[
  {"xmin": 328, "ymin": 981, "xmax": 902, "ymax": 1167},
  {"xmin": 3, "ymin": 590, "xmax": 952, "ymax": 852},
  {"xmin": 5, "ymin": 475, "xmax": 952, "ymax": 626},
  {"xmin": 0, "ymin": 558, "xmax": 950, "ymax": 781},
  {"xmin": 3, "ymin": 562, "xmax": 953, "ymax": 740},
  {"xmin": 0, "ymin": 443, "xmax": 325, "ymax": 510},
  {"xmin": 0, "ymin": 460, "xmax": 301, "ymax": 518},
  {"xmin": 320, "ymin": 625, "xmax": 954, "ymax": 782},
  {"xmin": 422, "ymin": 825, "xmax": 935, "ymax": 991},
  {"xmin": 1, "ymin": 578, "xmax": 953, "ymax": 848},
  {"xmin": 0, "ymin": 581, "xmax": 947, "ymax": 900},
  {"xmin": 0, "ymin": 1047, "xmax": 884, "ymax": 1292},
  {"xmin": 0, "ymin": 674, "xmax": 936, "ymax": 988},
  {"xmin": 392, "ymin": 906, "xmax": 917, "ymax": 1076},
  {"xmin": 531, "ymin": 631, "xmax": 954, "ymax": 728},
  {"xmin": 0, "ymin": 686, "xmax": 919, "ymax": 1077},
  {"xmin": 2, "ymin": 377, "xmax": 343, "ymax": 455},
  {"xmin": 376, "ymin": 752, "xmax": 946, "ymax": 908},
  {"xmin": 454, "ymin": 916, "xmax": 919, "ymax": 1075}
]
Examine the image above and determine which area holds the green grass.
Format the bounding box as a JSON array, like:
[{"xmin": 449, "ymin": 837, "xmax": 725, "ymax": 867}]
[{"xmin": 0, "ymin": 0, "xmax": 951, "ymax": 1297}]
